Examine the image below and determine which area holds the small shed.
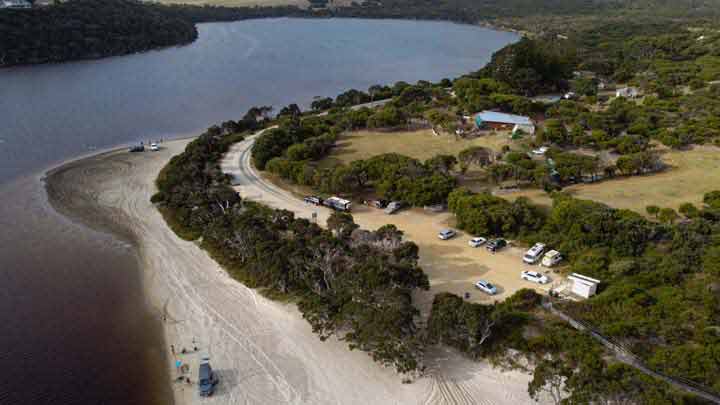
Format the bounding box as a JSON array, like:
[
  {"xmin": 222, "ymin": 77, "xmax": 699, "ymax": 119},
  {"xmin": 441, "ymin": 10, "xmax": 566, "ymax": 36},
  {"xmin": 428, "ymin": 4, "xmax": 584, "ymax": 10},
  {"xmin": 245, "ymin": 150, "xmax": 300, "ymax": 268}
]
[{"xmin": 568, "ymin": 273, "xmax": 600, "ymax": 299}]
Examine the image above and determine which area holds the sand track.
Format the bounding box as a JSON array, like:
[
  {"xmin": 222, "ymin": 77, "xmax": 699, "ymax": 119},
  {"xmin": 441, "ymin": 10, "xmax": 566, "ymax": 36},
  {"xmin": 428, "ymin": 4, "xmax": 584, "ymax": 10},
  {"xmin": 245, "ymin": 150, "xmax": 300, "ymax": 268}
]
[{"xmin": 46, "ymin": 138, "xmax": 546, "ymax": 405}]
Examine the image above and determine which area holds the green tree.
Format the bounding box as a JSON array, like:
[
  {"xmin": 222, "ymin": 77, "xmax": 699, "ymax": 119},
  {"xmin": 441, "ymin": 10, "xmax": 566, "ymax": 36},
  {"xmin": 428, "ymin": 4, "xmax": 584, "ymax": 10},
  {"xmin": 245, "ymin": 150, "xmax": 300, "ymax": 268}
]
[
  {"xmin": 646, "ymin": 205, "xmax": 660, "ymax": 218},
  {"xmin": 678, "ymin": 202, "xmax": 699, "ymax": 218},
  {"xmin": 658, "ymin": 207, "xmax": 679, "ymax": 224}
]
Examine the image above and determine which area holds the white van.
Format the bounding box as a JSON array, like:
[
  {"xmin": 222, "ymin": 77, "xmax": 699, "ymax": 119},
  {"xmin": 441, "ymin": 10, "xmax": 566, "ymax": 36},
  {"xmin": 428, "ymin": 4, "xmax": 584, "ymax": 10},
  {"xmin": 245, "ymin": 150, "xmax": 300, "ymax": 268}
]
[
  {"xmin": 523, "ymin": 243, "xmax": 546, "ymax": 264},
  {"xmin": 541, "ymin": 250, "xmax": 563, "ymax": 267}
]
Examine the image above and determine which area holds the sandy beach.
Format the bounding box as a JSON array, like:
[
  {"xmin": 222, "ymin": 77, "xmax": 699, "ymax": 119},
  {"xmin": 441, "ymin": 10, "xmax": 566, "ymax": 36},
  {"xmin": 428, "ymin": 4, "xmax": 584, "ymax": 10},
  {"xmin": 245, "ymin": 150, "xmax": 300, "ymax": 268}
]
[{"xmin": 45, "ymin": 137, "xmax": 547, "ymax": 405}]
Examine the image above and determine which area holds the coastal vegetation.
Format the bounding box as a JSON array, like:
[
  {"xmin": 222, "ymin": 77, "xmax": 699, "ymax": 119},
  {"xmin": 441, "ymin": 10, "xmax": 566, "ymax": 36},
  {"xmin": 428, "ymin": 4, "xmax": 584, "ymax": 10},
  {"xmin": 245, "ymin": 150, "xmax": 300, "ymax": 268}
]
[
  {"xmin": 140, "ymin": 0, "xmax": 720, "ymax": 401},
  {"xmin": 152, "ymin": 116, "xmax": 432, "ymax": 373}
]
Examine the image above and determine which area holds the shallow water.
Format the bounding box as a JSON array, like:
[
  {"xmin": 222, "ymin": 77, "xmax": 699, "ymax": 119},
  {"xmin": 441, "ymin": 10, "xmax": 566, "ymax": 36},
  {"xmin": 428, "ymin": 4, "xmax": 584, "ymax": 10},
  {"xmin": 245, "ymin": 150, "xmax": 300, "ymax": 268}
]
[{"xmin": 0, "ymin": 18, "xmax": 516, "ymax": 403}]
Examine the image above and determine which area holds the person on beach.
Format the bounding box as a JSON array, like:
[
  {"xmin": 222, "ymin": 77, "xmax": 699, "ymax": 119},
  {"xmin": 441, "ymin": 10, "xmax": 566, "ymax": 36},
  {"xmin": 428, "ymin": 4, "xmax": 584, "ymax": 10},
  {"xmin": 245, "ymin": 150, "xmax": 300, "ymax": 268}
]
[{"xmin": 171, "ymin": 345, "xmax": 175, "ymax": 354}]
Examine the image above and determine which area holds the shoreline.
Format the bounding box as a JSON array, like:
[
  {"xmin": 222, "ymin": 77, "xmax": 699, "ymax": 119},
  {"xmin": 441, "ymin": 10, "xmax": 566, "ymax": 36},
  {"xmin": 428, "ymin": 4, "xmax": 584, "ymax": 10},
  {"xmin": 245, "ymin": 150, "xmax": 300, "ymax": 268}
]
[
  {"xmin": 44, "ymin": 142, "xmax": 193, "ymax": 404},
  {"xmin": 43, "ymin": 136, "xmax": 546, "ymax": 405}
]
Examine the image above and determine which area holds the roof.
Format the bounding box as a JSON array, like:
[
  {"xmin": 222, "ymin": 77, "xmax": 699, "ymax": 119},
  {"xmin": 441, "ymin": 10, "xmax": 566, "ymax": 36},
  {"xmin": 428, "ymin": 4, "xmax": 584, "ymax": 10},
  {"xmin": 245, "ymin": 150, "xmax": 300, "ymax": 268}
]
[
  {"xmin": 568, "ymin": 273, "xmax": 600, "ymax": 286},
  {"xmin": 545, "ymin": 249, "xmax": 561, "ymax": 258},
  {"xmin": 475, "ymin": 111, "xmax": 532, "ymax": 126}
]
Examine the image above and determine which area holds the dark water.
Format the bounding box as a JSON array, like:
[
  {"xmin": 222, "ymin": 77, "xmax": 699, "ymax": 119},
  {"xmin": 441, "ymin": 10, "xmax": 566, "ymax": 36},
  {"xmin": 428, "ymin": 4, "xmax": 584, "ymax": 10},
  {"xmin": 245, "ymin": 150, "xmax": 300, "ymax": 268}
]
[{"xmin": 0, "ymin": 18, "xmax": 516, "ymax": 404}]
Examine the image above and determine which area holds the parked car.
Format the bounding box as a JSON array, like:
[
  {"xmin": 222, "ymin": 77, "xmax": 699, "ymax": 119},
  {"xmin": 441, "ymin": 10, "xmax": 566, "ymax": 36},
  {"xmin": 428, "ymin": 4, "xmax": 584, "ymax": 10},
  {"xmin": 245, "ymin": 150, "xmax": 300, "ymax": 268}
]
[
  {"xmin": 198, "ymin": 357, "xmax": 219, "ymax": 397},
  {"xmin": 523, "ymin": 242, "xmax": 546, "ymax": 264},
  {"xmin": 532, "ymin": 146, "xmax": 549, "ymax": 155},
  {"xmin": 304, "ymin": 196, "xmax": 322, "ymax": 206},
  {"xmin": 486, "ymin": 239, "xmax": 507, "ymax": 252},
  {"xmin": 149, "ymin": 142, "xmax": 160, "ymax": 151},
  {"xmin": 474, "ymin": 280, "xmax": 497, "ymax": 295},
  {"xmin": 521, "ymin": 270, "xmax": 549, "ymax": 284},
  {"xmin": 468, "ymin": 237, "xmax": 487, "ymax": 248},
  {"xmin": 384, "ymin": 201, "xmax": 403, "ymax": 215},
  {"xmin": 128, "ymin": 145, "xmax": 144, "ymax": 152},
  {"xmin": 438, "ymin": 229, "xmax": 456, "ymax": 240},
  {"xmin": 373, "ymin": 199, "xmax": 389, "ymax": 209},
  {"xmin": 541, "ymin": 250, "xmax": 563, "ymax": 267}
]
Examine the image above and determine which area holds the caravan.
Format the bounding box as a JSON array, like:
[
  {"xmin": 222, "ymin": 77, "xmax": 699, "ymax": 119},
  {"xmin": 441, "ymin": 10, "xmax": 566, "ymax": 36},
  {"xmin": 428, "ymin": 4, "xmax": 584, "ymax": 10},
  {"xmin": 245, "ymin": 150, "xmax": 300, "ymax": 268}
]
[
  {"xmin": 323, "ymin": 196, "xmax": 352, "ymax": 212},
  {"xmin": 523, "ymin": 243, "xmax": 546, "ymax": 264}
]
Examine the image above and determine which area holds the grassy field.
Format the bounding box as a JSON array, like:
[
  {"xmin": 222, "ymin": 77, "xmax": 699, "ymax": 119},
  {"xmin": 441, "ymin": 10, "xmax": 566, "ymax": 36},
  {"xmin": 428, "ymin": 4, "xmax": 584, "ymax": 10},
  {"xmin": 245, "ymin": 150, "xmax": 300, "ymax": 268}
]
[
  {"xmin": 505, "ymin": 145, "xmax": 720, "ymax": 214},
  {"xmin": 156, "ymin": 0, "xmax": 307, "ymax": 7},
  {"xmin": 320, "ymin": 129, "xmax": 512, "ymax": 167}
]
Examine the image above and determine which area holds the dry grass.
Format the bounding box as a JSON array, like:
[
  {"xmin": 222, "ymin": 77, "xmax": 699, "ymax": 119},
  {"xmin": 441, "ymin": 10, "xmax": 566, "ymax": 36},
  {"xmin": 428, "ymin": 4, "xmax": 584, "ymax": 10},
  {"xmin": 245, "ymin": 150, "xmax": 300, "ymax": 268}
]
[
  {"xmin": 157, "ymin": 0, "xmax": 308, "ymax": 7},
  {"xmin": 504, "ymin": 145, "xmax": 720, "ymax": 214},
  {"xmin": 321, "ymin": 129, "xmax": 512, "ymax": 167}
]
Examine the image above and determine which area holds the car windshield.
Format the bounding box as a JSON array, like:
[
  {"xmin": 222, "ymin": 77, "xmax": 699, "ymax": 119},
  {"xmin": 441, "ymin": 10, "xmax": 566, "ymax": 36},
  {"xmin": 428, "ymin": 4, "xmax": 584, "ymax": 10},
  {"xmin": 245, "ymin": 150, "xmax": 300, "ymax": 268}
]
[{"xmin": 486, "ymin": 283, "xmax": 494, "ymax": 289}]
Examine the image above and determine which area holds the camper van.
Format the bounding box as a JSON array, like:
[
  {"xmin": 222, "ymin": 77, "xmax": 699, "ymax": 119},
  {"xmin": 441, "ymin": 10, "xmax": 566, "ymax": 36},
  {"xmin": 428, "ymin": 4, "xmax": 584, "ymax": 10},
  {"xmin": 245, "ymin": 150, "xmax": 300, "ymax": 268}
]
[
  {"xmin": 523, "ymin": 243, "xmax": 546, "ymax": 264},
  {"xmin": 198, "ymin": 358, "xmax": 219, "ymax": 397},
  {"xmin": 540, "ymin": 250, "xmax": 563, "ymax": 267},
  {"xmin": 323, "ymin": 196, "xmax": 352, "ymax": 212}
]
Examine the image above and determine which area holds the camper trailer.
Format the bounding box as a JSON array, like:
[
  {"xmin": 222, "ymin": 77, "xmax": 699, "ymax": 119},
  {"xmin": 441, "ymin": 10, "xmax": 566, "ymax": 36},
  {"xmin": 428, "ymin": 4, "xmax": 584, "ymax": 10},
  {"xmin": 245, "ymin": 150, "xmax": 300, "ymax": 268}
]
[
  {"xmin": 541, "ymin": 250, "xmax": 563, "ymax": 267},
  {"xmin": 323, "ymin": 196, "xmax": 352, "ymax": 212}
]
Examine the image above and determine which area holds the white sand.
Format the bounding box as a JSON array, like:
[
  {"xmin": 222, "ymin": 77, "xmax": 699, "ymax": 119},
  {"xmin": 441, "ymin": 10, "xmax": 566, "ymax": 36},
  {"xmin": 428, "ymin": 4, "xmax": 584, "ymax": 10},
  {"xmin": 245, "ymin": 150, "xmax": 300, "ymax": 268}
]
[{"xmin": 81, "ymin": 137, "xmax": 546, "ymax": 405}]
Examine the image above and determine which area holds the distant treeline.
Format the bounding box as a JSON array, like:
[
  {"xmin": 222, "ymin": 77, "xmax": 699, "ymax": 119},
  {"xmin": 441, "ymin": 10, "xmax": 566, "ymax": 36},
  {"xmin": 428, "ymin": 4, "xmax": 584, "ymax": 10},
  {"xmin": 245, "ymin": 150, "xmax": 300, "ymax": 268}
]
[{"xmin": 0, "ymin": 0, "xmax": 307, "ymax": 67}]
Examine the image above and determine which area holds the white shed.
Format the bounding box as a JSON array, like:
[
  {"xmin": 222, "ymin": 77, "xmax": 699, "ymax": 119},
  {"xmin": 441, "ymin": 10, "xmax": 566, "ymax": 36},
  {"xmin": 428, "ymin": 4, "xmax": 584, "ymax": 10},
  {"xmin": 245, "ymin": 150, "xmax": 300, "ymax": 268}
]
[{"xmin": 567, "ymin": 273, "xmax": 600, "ymax": 299}]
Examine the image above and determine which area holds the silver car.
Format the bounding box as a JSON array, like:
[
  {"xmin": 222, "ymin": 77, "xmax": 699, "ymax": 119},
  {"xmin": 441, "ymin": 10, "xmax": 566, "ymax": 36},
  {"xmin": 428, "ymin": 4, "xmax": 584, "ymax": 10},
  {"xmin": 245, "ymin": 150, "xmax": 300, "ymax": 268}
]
[
  {"xmin": 438, "ymin": 229, "xmax": 456, "ymax": 240},
  {"xmin": 475, "ymin": 280, "xmax": 497, "ymax": 295}
]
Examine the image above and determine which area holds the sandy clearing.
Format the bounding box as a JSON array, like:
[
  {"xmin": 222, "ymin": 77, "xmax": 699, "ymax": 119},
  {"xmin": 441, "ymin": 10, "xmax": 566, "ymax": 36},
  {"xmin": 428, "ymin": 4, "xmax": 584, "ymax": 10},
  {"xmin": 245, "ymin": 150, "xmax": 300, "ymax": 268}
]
[
  {"xmin": 48, "ymin": 137, "xmax": 547, "ymax": 405},
  {"xmin": 224, "ymin": 135, "xmax": 559, "ymax": 312}
]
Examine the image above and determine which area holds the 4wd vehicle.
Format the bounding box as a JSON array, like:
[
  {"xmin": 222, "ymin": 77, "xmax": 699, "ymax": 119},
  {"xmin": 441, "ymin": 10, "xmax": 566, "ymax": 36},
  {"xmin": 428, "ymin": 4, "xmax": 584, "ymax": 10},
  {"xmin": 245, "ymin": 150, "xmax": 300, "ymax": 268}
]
[
  {"xmin": 486, "ymin": 239, "xmax": 507, "ymax": 252},
  {"xmin": 149, "ymin": 142, "xmax": 160, "ymax": 151},
  {"xmin": 128, "ymin": 145, "xmax": 144, "ymax": 152},
  {"xmin": 468, "ymin": 237, "xmax": 487, "ymax": 248},
  {"xmin": 198, "ymin": 357, "xmax": 219, "ymax": 397},
  {"xmin": 474, "ymin": 280, "xmax": 497, "ymax": 295},
  {"xmin": 521, "ymin": 270, "xmax": 549, "ymax": 284},
  {"xmin": 438, "ymin": 229, "xmax": 456, "ymax": 240},
  {"xmin": 303, "ymin": 196, "xmax": 322, "ymax": 206}
]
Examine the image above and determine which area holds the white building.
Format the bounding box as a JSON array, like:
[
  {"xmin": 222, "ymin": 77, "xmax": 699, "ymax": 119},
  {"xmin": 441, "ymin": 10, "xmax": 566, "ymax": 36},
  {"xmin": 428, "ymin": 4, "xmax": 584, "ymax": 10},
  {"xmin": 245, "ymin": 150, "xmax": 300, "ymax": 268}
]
[
  {"xmin": 567, "ymin": 273, "xmax": 600, "ymax": 299},
  {"xmin": 616, "ymin": 87, "xmax": 640, "ymax": 99}
]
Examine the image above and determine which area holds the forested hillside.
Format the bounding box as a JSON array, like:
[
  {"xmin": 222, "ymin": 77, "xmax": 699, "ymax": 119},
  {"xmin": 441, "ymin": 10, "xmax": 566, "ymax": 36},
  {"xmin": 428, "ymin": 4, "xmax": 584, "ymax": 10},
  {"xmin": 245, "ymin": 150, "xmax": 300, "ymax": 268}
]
[{"xmin": 0, "ymin": 0, "xmax": 306, "ymax": 67}]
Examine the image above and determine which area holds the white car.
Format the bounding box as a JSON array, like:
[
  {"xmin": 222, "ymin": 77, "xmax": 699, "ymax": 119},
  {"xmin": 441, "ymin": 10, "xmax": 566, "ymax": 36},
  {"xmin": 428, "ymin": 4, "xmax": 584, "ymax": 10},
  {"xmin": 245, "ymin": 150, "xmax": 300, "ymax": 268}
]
[
  {"xmin": 468, "ymin": 237, "xmax": 487, "ymax": 248},
  {"xmin": 532, "ymin": 146, "xmax": 549, "ymax": 155},
  {"xmin": 438, "ymin": 229, "xmax": 456, "ymax": 240},
  {"xmin": 475, "ymin": 280, "xmax": 497, "ymax": 295},
  {"xmin": 521, "ymin": 270, "xmax": 549, "ymax": 284},
  {"xmin": 149, "ymin": 143, "xmax": 160, "ymax": 151}
]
